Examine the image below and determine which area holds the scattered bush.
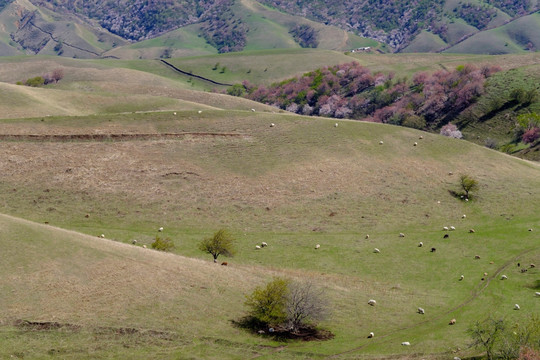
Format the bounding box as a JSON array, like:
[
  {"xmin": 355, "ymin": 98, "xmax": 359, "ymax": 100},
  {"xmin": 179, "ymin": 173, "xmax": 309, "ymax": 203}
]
[
  {"xmin": 151, "ymin": 236, "xmax": 175, "ymax": 252},
  {"xmin": 244, "ymin": 278, "xmax": 330, "ymax": 334},
  {"xmin": 459, "ymin": 174, "xmax": 479, "ymax": 199},
  {"xmin": 523, "ymin": 127, "xmax": 540, "ymax": 144},
  {"xmin": 440, "ymin": 123, "xmax": 463, "ymax": 139},
  {"xmin": 24, "ymin": 76, "xmax": 45, "ymax": 87}
]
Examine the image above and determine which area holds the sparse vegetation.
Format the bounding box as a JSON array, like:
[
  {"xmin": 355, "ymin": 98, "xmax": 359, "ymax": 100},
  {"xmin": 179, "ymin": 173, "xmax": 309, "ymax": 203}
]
[{"xmin": 151, "ymin": 236, "xmax": 175, "ymax": 252}]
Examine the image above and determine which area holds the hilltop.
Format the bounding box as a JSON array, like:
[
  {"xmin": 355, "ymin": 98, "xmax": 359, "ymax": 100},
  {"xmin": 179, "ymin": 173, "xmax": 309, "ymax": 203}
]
[{"xmin": 0, "ymin": 0, "xmax": 538, "ymax": 58}]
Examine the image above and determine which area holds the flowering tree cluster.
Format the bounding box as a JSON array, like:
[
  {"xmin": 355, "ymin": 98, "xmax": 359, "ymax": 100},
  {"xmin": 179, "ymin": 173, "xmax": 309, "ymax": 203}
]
[{"xmin": 242, "ymin": 62, "xmax": 500, "ymax": 130}]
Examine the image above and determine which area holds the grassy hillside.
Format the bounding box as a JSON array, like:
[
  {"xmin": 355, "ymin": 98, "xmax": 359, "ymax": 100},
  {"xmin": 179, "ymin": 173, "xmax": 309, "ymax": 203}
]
[
  {"xmin": 0, "ymin": 109, "xmax": 539, "ymax": 359},
  {"xmin": 0, "ymin": 54, "xmax": 540, "ymax": 358}
]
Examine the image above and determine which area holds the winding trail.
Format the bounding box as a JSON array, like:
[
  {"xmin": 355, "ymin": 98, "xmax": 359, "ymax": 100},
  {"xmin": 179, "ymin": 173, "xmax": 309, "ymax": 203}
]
[
  {"xmin": 325, "ymin": 246, "xmax": 540, "ymax": 358},
  {"xmin": 160, "ymin": 60, "xmax": 233, "ymax": 86}
]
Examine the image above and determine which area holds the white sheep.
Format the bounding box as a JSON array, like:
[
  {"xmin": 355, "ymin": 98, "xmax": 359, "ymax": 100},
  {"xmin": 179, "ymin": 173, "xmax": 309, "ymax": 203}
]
[
  {"xmin": 198, "ymin": 110, "xmax": 202, "ymax": 114},
  {"xmin": 514, "ymin": 304, "xmax": 520, "ymax": 310},
  {"xmin": 413, "ymin": 142, "xmax": 417, "ymax": 146},
  {"xmin": 379, "ymin": 140, "xmax": 384, "ymax": 145},
  {"xmin": 270, "ymin": 123, "xmax": 275, "ymax": 127},
  {"xmin": 459, "ymin": 275, "xmax": 464, "ymax": 281},
  {"xmin": 100, "ymin": 234, "xmax": 105, "ymax": 238},
  {"xmin": 443, "ymin": 226, "xmax": 449, "ymax": 231},
  {"xmin": 419, "ymin": 135, "xmax": 423, "ymax": 139},
  {"xmin": 418, "ymin": 242, "xmax": 423, "ymax": 247},
  {"xmin": 255, "ymin": 245, "xmax": 261, "ymax": 249},
  {"xmin": 261, "ymin": 242, "xmax": 268, "ymax": 247},
  {"xmin": 529, "ymin": 228, "xmax": 533, "ymax": 232},
  {"xmin": 448, "ymin": 171, "xmax": 453, "ymax": 175},
  {"xmin": 368, "ymin": 332, "xmax": 374, "ymax": 338},
  {"xmin": 365, "ymin": 234, "xmax": 370, "ymax": 239},
  {"xmin": 501, "ymin": 275, "xmax": 508, "ymax": 280},
  {"xmin": 143, "ymin": 245, "xmax": 147, "ymax": 248},
  {"xmin": 418, "ymin": 307, "xmax": 425, "ymax": 314},
  {"xmin": 401, "ymin": 341, "xmax": 411, "ymax": 346},
  {"xmin": 251, "ymin": 108, "xmax": 256, "ymax": 112},
  {"xmin": 173, "ymin": 112, "xmax": 177, "ymax": 115},
  {"xmin": 315, "ymin": 244, "xmax": 320, "ymax": 249},
  {"xmin": 437, "ymin": 200, "xmax": 441, "ymax": 204},
  {"xmin": 132, "ymin": 239, "xmax": 137, "ymax": 245},
  {"xmin": 535, "ymin": 292, "xmax": 540, "ymax": 297},
  {"xmin": 462, "ymin": 214, "xmax": 466, "ymax": 219},
  {"xmin": 368, "ymin": 299, "xmax": 377, "ymax": 306},
  {"xmin": 373, "ymin": 248, "xmax": 380, "ymax": 253},
  {"xmin": 334, "ymin": 123, "xmax": 339, "ymax": 127},
  {"xmin": 158, "ymin": 227, "xmax": 163, "ymax": 232},
  {"xmin": 469, "ymin": 229, "xmax": 475, "ymax": 233},
  {"xmin": 399, "ymin": 233, "xmax": 405, "ymax": 237},
  {"xmin": 450, "ymin": 226, "xmax": 456, "ymax": 231}
]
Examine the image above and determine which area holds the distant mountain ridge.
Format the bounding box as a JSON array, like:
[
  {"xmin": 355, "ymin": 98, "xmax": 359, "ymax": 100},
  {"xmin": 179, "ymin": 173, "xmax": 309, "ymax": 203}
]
[{"xmin": 0, "ymin": 0, "xmax": 538, "ymax": 57}]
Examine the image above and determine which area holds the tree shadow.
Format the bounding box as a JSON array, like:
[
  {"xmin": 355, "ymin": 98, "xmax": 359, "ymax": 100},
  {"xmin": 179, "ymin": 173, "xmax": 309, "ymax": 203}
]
[{"xmin": 230, "ymin": 317, "xmax": 334, "ymax": 342}]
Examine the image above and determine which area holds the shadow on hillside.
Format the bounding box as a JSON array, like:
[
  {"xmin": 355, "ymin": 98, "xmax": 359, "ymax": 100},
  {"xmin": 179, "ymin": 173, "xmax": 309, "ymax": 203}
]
[
  {"xmin": 526, "ymin": 279, "xmax": 540, "ymax": 290},
  {"xmin": 448, "ymin": 190, "xmax": 475, "ymax": 201},
  {"xmin": 231, "ymin": 316, "xmax": 334, "ymax": 342}
]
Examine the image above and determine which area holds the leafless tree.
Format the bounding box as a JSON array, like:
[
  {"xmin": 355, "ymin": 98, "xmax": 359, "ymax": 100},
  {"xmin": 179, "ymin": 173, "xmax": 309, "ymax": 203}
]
[{"xmin": 286, "ymin": 281, "xmax": 329, "ymax": 332}]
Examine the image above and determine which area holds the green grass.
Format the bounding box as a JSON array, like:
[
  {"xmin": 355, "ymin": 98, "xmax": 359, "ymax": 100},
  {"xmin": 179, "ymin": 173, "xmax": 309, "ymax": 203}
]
[
  {"xmin": 0, "ymin": 110, "xmax": 538, "ymax": 358},
  {"xmin": 401, "ymin": 30, "xmax": 447, "ymax": 53},
  {"xmin": 0, "ymin": 55, "xmax": 539, "ymax": 358}
]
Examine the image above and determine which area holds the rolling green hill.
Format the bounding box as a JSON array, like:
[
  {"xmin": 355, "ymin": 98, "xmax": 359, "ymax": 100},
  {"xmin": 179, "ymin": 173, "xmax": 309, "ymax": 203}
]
[{"xmin": 0, "ymin": 53, "xmax": 540, "ymax": 358}]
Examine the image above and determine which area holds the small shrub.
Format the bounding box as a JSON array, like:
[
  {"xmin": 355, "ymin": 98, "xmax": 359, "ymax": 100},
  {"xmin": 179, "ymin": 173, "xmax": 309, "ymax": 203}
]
[
  {"xmin": 151, "ymin": 236, "xmax": 175, "ymax": 252},
  {"xmin": 24, "ymin": 76, "xmax": 45, "ymax": 87},
  {"xmin": 523, "ymin": 128, "xmax": 540, "ymax": 144},
  {"xmin": 440, "ymin": 123, "xmax": 463, "ymax": 139},
  {"xmin": 485, "ymin": 138, "xmax": 498, "ymax": 149}
]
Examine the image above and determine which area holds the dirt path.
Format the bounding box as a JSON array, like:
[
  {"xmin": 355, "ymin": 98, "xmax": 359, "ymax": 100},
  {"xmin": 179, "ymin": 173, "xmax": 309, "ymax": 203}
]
[
  {"xmin": 326, "ymin": 246, "xmax": 540, "ymax": 358},
  {"xmin": 0, "ymin": 132, "xmax": 246, "ymax": 142}
]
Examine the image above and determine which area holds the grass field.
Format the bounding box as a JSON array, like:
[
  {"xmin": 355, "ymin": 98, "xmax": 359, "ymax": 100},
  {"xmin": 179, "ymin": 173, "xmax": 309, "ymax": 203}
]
[{"xmin": 0, "ymin": 54, "xmax": 539, "ymax": 359}]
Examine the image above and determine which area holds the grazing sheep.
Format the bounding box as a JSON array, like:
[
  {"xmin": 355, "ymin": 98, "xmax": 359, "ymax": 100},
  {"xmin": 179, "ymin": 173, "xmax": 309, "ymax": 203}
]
[
  {"xmin": 418, "ymin": 242, "xmax": 423, "ymax": 247},
  {"xmin": 399, "ymin": 233, "xmax": 405, "ymax": 237},
  {"xmin": 255, "ymin": 245, "xmax": 261, "ymax": 249},
  {"xmin": 270, "ymin": 123, "xmax": 275, "ymax": 127},
  {"xmin": 368, "ymin": 332, "xmax": 374, "ymax": 338},
  {"xmin": 419, "ymin": 135, "xmax": 423, "ymax": 139},
  {"xmin": 100, "ymin": 234, "xmax": 105, "ymax": 238},
  {"xmin": 221, "ymin": 262, "xmax": 228, "ymax": 266},
  {"xmin": 501, "ymin": 275, "xmax": 507, "ymax": 280},
  {"xmin": 365, "ymin": 234, "xmax": 370, "ymax": 239},
  {"xmin": 529, "ymin": 228, "xmax": 533, "ymax": 232},
  {"xmin": 450, "ymin": 226, "xmax": 456, "ymax": 231},
  {"xmin": 469, "ymin": 229, "xmax": 475, "ymax": 233},
  {"xmin": 431, "ymin": 248, "xmax": 436, "ymax": 252},
  {"xmin": 459, "ymin": 275, "xmax": 464, "ymax": 281},
  {"xmin": 379, "ymin": 141, "xmax": 384, "ymax": 145},
  {"xmin": 143, "ymin": 245, "xmax": 147, "ymax": 248},
  {"xmin": 413, "ymin": 142, "xmax": 418, "ymax": 146},
  {"xmin": 449, "ymin": 319, "xmax": 456, "ymax": 325},
  {"xmin": 454, "ymin": 357, "xmax": 461, "ymax": 360},
  {"xmin": 437, "ymin": 200, "xmax": 441, "ymax": 204},
  {"xmin": 401, "ymin": 342, "xmax": 411, "ymax": 346},
  {"xmin": 173, "ymin": 112, "xmax": 177, "ymax": 115},
  {"xmin": 258, "ymin": 330, "xmax": 265, "ymax": 334},
  {"xmin": 443, "ymin": 226, "xmax": 449, "ymax": 231},
  {"xmin": 484, "ymin": 272, "xmax": 488, "ymax": 276},
  {"xmin": 368, "ymin": 299, "xmax": 377, "ymax": 306},
  {"xmin": 132, "ymin": 239, "xmax": 137, "ymax": 245},
  {"xmin": 535, "ymin": 292, "xmax": 540, "ymax": 297},
  {"xmin": 521, "ymin": 268, "xmax": 528, "ymax": 273},
  {"xmin": 462, "ymin": 214, "xmax": 466, "ymax": 219},
  {"xmin": 514, "ymin": 304, "xmax": 520, "ymax": 310},
  {"xmin": 373, "ymin": 248, "xmax": 380, "ymax": 253},
  {"xmin": 530, "ymin": 264, "xmax": 536, "ymax": 268},
  {"xmin": 251, "ymin": 109, "xmax": 256, "ymax": 112},
  {"xmin": 158, "ymin": 227, "xmax": 163, "ymax": 232},
  {"xmin": 444, "ymin": 234, "xmax": 449, "ymax": 239},
  {"xmin": 418, "ymin": 307, "xmax": 425, "ymax": 314},
  {"xmin": 465, "ymin": 198, "xmax": 469, "ymax": 202},
  {"xmin": 198, "ymin": 110, "xmax": 202, "ymax": 114},
  {"xmin": 334, "ymin": 123, "xmax": 339, "ymax": 127},
  {"xmin": 315, "ymin": 244, "xmax": 320, "ymax": 249},
  {"xmin": 261, "ymin": 242, "xmax": 268, "ymax": 247},
  {"xmin": 474, "ymin": 255, "xmax": 481, "ymax": 259}
]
